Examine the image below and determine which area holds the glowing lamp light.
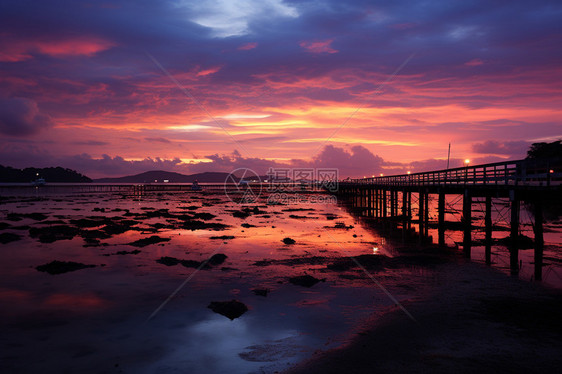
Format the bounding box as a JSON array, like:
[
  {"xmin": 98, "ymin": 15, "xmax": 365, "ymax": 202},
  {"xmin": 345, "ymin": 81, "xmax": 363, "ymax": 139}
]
[
  {"xmin": 550, "ymin": 169, "xmax": 554, "ymax": 174},
  {"xmin": 372, "ymin": 247, "xmax": 379, "ymax": 254}
]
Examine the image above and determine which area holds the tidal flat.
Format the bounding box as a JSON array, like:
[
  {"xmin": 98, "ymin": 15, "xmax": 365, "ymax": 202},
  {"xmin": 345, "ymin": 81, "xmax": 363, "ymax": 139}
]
[{"xmin": 0, "ymin": 189, "xmax": 560, "ymax": 373}]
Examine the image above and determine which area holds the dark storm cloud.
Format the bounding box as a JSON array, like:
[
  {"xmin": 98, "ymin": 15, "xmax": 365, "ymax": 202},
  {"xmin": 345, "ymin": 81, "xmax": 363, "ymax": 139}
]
[{"xmin": 0, "ymin": 97, "xmax": 54, "ymax": 136}]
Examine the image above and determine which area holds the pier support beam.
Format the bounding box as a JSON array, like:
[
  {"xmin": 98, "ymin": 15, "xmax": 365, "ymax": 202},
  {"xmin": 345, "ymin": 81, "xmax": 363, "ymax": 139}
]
[
  {"xmin": 377, "ymin": 189, "xmax": 382, "ymax": 218},
  {"xmin": 402, "ymin": 190, "xmax": 408, "ymax": 242},
  {"xmin": 510, "ymin": 191, "xmax": 520, "ymax": 275},
  {"xmin": 394, "ymin": 191, "xmax": 399, "ymax": 219},
  {"xmin": 375, "ymin": 189, "xmax": 379, "ymax": 218},
  {"xmin": 364, "ymin": 188, "xmax": 368, "ymax": 215},
  {"xmin": 534, "ymin": 199, "xmax": 544, "ymax": 281},
  {"xmin": 361, "ymin": 188, "xmax": 365, "ymax": 212},
  {"xmin": 462, "ymin": 189, "xmax": 472, "ymax": 257},
  {"xmin": 370, "ymin": 188, "xmax": 375, "ymax": 217},
  {"xmin": 361, "ymin": 188, "xmax": 365, "ymax": 214},
  {"xmin": 381, "ymin": 189, "xmax": 387, "ymax": 218},
  {"xmin": 438, "ymin": 191, "xmax": 445, "ymax": 247},
  {"xmin": 485, "ymin": 196, "xmax": 492, "ymax": 265},
  {"xmin": 424, "ymin": 192, "xmax": 429, "ymax": 238},
  {"xmin": 407, "ymin": 191, "xmax": 412, "ymax": 230},
  {"xmin": 418, "ymin": 192, "xmax": 424, "ymax": 244}
]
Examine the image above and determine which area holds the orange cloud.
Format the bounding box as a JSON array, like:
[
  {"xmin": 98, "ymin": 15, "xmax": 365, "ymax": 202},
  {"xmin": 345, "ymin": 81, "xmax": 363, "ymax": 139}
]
[
  {"xmin": 0, "ymin": 36, "xmax": 115, "ymax": 62},
  {"xmin": 238, "ymin": 42, "xmax": 258, "ymax": 50},
  {"xmin": 197, "ymin": 66, "xmax": 222, "ymax": 76},
  {"xmin": 299, "ymin": 39, "xmax": 338, "ymax": 54}
]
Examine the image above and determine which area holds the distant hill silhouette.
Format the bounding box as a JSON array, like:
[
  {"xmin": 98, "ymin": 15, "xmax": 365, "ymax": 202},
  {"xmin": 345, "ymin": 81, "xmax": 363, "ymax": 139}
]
[
  {"xmin": 94, "ymin": 170, "xmax": 241, "ymax": 183},
  {"xmin": 0, "ymin": 165, "xmax": 92, "ymax": 183}
]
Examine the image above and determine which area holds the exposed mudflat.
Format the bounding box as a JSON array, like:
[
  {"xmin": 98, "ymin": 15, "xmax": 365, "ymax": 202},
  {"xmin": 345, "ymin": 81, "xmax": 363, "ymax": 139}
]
[
  {"xmin": 285, "ymin": 260, "xmax": 562, "ymax": 374},
  {"xmin": 0, "ymin": 188, "xmax": 560, "ymax": 374}
]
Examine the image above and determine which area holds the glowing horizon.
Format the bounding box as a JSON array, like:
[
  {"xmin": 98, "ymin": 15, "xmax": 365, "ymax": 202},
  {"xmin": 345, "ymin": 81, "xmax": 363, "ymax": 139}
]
[{"xmin": 1, "ymin": 0, "xmax": 561, "ymax": 178}]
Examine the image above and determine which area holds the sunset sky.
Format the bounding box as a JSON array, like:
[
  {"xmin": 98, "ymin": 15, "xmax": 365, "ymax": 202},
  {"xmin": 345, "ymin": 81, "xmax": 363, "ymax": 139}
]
[{"xmin": 1, "ymin": 0, "xmax": 561, "ymax": 178}]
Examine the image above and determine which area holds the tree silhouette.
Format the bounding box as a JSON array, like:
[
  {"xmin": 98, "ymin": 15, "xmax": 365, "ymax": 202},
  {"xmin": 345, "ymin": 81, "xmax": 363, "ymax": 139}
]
[
  {"xmin": 526, "ymin": 140, "xmax": 562, "ymax": 159},
  {"xmin": 0, "ymin": 165, "xmax": 92, "ymax": 183}
]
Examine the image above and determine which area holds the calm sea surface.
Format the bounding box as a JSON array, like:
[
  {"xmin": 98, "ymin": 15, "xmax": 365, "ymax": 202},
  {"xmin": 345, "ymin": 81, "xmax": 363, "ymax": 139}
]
[{"xmin": 0, "ymin": 186, "xmax": 560, "ymax": 373}]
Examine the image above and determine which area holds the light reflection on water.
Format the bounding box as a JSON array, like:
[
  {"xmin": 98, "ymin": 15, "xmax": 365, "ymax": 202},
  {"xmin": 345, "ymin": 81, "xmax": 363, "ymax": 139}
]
[
  {"xmin": 0, "ymin": 190, "xmax": 436, "ymax": 373},
  {"xmin": 350, "ymin": 193, "xmax": 562, "ymax": 288}
]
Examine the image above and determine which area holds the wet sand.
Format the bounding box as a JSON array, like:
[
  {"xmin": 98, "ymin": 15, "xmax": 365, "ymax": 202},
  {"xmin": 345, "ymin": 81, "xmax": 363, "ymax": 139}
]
[
  {"xmin": 285, "ymin": 257, "xmax": 562, "ymax": 374},
  {"xmin": 1, "ymin": 190, "xmax": 436, "ymax": 373},
  {"xmin": 1, "ymin": 189, "xmax": 561, "ymax": 373}
]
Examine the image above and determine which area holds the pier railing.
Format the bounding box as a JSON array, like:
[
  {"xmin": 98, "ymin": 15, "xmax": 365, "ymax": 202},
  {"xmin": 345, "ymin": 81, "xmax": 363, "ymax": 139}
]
[{"xmin": 343, "ymin": 158, "xmax": 561, "ymax": 188}]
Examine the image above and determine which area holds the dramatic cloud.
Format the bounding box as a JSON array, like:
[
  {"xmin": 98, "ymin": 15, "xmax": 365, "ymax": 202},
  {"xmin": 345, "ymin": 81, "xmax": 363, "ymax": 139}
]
[
  {"xmin": 0, "ymin": 140, "xmax": 534, "ymax": 180},
  {"xmin": 59, "ymin": 154, "xmax": 186, "ymax": 178},
  {"xmin": 472, "ymin": 140, "xmax": 530, "ymax": 157},
  {"xmin": 0, "ymin": 98, "xmax": 54, "ymax": 136},
  {"xmin": 311, "ymin": 145, "xmax": 384, "ymax": 177},
  {"xmin": 0, "ymin": 0, "xmax": 560, "ymax": 177}
]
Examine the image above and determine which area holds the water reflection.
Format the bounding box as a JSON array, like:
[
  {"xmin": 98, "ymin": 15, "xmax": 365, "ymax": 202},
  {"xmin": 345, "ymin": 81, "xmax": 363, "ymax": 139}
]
[
  {"xmin": 0, "ymin": 189, "xmax": 437, "ymax": 373},
  {"xmin": 345, "ymin": 192, "xmax": 562, "ymax": 288}
]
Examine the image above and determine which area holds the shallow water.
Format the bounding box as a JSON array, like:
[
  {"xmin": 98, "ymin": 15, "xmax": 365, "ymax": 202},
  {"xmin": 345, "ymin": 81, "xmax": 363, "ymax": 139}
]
[
  {"xmin": 351, "ymin": 192, "xmax": 562, "ymax": 288},
  {"xmin": 0, "ymin": 190, "xmax": 437, "ymax": 373},
  {"xmin": 427, "ymin": 195, "xmax": 562, "ymax": 288}
]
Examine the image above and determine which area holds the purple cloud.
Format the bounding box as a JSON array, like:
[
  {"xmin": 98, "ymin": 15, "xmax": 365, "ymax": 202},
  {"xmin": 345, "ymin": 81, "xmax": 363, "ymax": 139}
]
[
  {"xmin": 0, "ymin": 98, "xmax": 53, "ymax": 136},
  {"xmin": 145, "ymin": 137, "xmax": 171, "ymax": 143},
  {"xmin": 310, "ymin": 145, "xmax": 384, "ymax": 177},
  {"xmin": 472, "ymin": 140, "xmax": 529, "ymax": 157}
]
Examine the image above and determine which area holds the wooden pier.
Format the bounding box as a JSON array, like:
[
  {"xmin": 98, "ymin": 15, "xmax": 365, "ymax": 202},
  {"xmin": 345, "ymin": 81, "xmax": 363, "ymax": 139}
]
[{"xmin": 335, "ymin": 158, "xmax": 562, "ymax": 281}]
